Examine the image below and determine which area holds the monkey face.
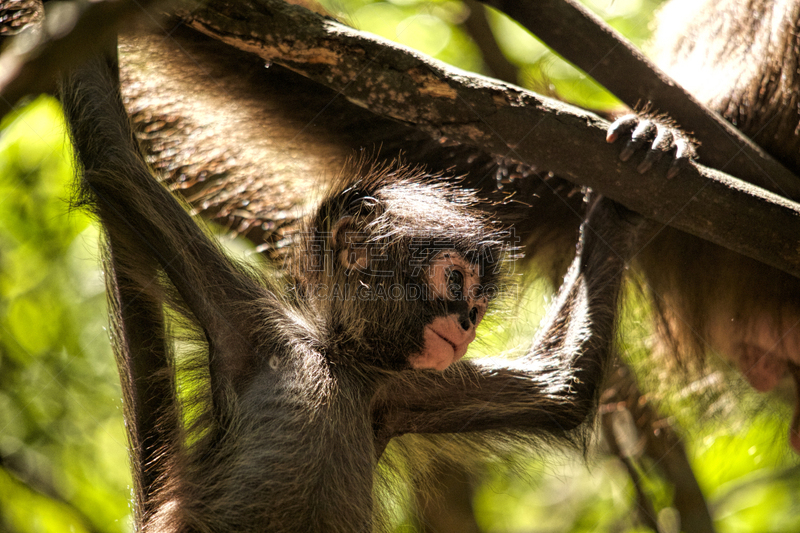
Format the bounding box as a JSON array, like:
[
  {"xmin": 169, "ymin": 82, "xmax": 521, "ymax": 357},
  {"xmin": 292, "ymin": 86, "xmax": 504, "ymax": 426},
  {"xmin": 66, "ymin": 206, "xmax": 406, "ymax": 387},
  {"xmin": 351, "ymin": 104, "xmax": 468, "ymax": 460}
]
[
  {"xmin": 318, "ymin": 229, "xmax": 498, "ymax": 371},
  {"xmin": 322, "ymin": 240, "xmax": 494, "ymax": 371},
  {"xmin": 408, "ymin": 250, "xmax": 488, "ymax": 371},
  {"xmin": 301, "ymin": 168, "xmax": 505, "ymax": 371}
]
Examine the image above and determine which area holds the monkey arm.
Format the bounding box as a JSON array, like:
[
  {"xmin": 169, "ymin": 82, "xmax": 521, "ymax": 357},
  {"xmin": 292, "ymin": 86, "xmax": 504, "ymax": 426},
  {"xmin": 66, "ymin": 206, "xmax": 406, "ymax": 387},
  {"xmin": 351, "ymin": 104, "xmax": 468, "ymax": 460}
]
[
  {"xmin": 63, "ymin": 56, "xmax": 265, "ymax": 320},
  {"xmin": 60, "ymin": 55, "xmax": 284, "ymax": 381},
  {"xmin": 373, "ymin": 198, "xmax": 641, "ymax": 444},
  {"xmin": 61, "ymin": 53, "xmax": 289, "ymax": 513}
]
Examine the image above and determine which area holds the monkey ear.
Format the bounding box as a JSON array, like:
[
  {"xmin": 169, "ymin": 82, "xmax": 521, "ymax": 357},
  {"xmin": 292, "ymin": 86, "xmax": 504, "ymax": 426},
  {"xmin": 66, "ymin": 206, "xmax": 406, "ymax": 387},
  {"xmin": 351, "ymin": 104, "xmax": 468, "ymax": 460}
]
[{"xmin": 331, "ymin": 216, "xmax": 369, "ymax": 271}]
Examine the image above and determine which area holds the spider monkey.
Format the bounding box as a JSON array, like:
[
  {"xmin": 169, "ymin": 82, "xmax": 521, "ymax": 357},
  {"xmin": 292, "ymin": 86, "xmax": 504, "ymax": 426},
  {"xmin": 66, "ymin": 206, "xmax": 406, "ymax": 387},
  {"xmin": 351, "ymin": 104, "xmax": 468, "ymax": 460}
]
[
  {"xmin": 615, "ymin": 0, "xmax": 800, "ymax": 451},
  {"xmin": 61, "ymin": 47, "xmax": 643, "ymax": 531}
]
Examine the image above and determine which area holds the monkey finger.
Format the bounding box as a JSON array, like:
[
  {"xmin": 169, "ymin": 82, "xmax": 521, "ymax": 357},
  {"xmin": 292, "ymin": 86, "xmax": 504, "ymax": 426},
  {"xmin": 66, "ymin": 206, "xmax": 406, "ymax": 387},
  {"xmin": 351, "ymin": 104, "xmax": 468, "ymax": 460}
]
[
  {"xmin": 619, "ymin": 119, "xmax": 656, "ymax": 162},
  {"xmin": 606, "ymin": 114, "xmax": 639, "ymax": 143},
  {"xmin": 652, "ymin": 126, "xmax": 675, "ymax": 152},
  {"xmin": 637, "ymin": 149, "xmax": 662, "ymax": 173},
  {"xmin": 637, "ymin": 127, "xmax": 673, "ymax": 173},
  {"xmin": 666, "ymin": 161, "xmax": 681, "ymax": 180},
  {"xmin": 667, "ymin": 138, "xmax": 694, "ymax": 179}
]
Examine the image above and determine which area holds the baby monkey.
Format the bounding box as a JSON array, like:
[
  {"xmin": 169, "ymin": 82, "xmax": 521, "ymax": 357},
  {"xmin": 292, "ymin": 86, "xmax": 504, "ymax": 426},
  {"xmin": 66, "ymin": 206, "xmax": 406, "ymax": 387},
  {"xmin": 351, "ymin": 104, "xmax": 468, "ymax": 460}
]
[{"xmin": 62, "ymin": 51, "xmax": 643, "ymax": 532}]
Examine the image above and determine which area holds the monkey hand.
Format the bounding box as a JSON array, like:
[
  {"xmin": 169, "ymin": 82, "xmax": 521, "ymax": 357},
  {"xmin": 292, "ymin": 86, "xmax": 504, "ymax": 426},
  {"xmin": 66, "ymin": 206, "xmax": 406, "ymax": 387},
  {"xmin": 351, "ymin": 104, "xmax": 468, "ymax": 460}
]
[{"xmin": 606, "ymin": 114, "xmax": 697, "ymax": 179}]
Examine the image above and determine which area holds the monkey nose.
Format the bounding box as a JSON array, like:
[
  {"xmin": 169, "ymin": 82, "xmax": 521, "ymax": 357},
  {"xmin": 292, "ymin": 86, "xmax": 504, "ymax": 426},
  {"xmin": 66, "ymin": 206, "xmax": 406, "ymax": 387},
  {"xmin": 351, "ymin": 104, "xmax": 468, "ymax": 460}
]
[{"xmin": 459, "ymin": 307, "xmax": 479, "ymax": 331}]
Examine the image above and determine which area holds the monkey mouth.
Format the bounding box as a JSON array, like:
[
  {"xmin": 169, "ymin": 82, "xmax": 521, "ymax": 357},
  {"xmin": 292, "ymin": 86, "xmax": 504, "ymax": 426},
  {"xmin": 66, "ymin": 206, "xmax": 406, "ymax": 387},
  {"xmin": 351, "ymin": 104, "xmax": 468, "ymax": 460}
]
[
  {"xmin": 738, "ymin": 344, "xmax": 788, "ymax": 392},
  {"xmin": 409, "ymin": 319, "xmax": 475, "ymax": 371},
  {"xmin": 428, "ymin": 325, "xmax": 473, "ymax": 364},
  {"xmin": 430, "ymin": 328, "xmax": 457, "ymax": 352}
]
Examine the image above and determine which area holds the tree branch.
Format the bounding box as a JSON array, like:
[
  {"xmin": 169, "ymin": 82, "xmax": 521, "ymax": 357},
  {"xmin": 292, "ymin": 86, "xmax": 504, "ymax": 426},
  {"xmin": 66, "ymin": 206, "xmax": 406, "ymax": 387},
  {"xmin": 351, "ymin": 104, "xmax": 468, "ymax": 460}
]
[
  {"xmin": 0, "ymin": 0, "xmax": 161, "ymax": 118},
  {"xmin": 479, "ymin": 0, "xmax": 800, "ymax": 199},
  {"xmin": 4, "ymin": 0, "xmax": 800, "ymax": 278},
  {"xmin": 175, "ymin": 0, "xmax": 800, "ymax": 279},
  {"xmin": 601, "ymin": 363, "xmax": 716, "ymax": 533},
  {"xmin": 462, "ymin": 0, "xmax": 518, "ymax": 85},
  {"xmin": 0, "ymin": 460, "xmax": 104, "ymax": 533}
]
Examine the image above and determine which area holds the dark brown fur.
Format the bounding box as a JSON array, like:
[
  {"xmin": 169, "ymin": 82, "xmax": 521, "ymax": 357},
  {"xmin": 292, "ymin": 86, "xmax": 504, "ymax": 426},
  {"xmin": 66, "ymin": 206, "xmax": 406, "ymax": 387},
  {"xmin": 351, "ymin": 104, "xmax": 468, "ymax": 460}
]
[
  {"xmin": 637, "ymin": 0, "xmax": 800, "ymax": 372},
  {"xmin": 61, "ymin": 52, "xmax": 641, "ymax": 532}
]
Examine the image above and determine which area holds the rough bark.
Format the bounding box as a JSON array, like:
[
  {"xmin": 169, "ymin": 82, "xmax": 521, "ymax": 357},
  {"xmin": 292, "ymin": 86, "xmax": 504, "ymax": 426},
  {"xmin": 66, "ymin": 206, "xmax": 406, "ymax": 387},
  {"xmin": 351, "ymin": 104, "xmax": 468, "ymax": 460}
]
[
  {"xmin": 171, "ymin": 0, "xmax": 800, "ymax": 280},
  {"xmin": 2, "ymin": 0, "xmax": 800, "ymax": 279},
  {"xmin": 0, "ymin": 0, "xmax": 160, "ymax": 115}
]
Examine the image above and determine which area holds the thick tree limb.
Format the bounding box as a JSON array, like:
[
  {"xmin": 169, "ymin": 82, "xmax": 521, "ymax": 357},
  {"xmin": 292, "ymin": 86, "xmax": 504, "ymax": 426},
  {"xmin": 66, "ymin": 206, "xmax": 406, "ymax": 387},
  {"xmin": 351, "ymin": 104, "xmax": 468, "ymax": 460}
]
[
  {"xmin": 175, "ymin": 0, "xmax": 800, "ymax": 279},
  {"xmin": 0, "ymin": 0, "xmax": 162, "ymax": 117},
  {"xmin": 3, "ymin": 0, "xmax": 800, "ymax": 278},
  {"xmin": 0, "ymin": 0, "xmax": 42, "ymax": 38},
  {"xmin": 480, "ymin": 0, "xmax": 800, "ymax": 199}
]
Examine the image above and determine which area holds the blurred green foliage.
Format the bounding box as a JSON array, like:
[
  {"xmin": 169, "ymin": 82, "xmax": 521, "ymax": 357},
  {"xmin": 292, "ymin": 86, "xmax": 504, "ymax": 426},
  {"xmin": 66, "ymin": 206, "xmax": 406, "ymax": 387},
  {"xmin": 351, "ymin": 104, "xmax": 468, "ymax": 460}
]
[
  {"xmin": 461, "ymin": 283, "xmax": 800, "ymax": 533},
  {"xmin": 0, "ymin": 99, "xmax": 130, "ymax": 532},
  {"xmin": 1, "ymin": 1, "xmax": 800, "ymax": 532}
]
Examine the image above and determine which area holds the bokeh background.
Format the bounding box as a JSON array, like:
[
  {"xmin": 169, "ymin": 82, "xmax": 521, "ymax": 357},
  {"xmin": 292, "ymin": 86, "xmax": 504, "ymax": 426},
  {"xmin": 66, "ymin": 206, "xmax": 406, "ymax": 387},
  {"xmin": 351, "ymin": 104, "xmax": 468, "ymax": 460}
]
[{"xmin": 1, "ymin": 0, "xmax": 800, "ymax": 531}]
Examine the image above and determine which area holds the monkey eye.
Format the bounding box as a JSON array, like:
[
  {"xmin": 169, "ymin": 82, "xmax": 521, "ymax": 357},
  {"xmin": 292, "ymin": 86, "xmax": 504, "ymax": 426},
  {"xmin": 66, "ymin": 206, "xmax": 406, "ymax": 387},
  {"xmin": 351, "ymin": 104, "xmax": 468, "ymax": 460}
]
[{"xmin": 447, "ymin": 269, "xmax": 465, "ymax": 298}]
